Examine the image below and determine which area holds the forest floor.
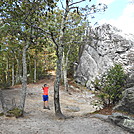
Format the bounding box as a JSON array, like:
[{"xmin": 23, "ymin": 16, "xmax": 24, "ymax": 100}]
[{"xmin": 0, "ymin": 75, "xmax": 131, "ymax": 134}]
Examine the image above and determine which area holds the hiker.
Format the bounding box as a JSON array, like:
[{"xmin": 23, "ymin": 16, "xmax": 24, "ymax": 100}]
[{"xmin": 42, "ymin": 84, "xmax": 50, "ymax": 110}]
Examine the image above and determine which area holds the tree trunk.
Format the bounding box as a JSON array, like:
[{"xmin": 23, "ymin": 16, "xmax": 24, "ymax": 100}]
[
  {"xmin": 20, "ymin": 44, "xmax": 29, "ymax": 114},
  {"xmin": 15, "ymin": 53, "xmax": 22, "ymax": 84},
  {"xmin": 63, "ymin": 46, "xmax": 70, "ymax": 92},
  {"xmin": 53, "ymin": 0, "xmax": 70, "ymax": 119},
  {"xmin": 6, "ymin": 57, "xmax": 10, "ymax": 86},
  {"xmin": 12, "ymin": 63, "xmax": 15, "ymax": 86},
  {"xmin": 63, "ymin": 53, "xmax": 68, "ymax": 92},
  {"xmin": 54, "ymin": 46, "xmax": 65, "ymax": 118},
  {"xmin": 63, "ymin": 66, "xmax": 68, "ymax": 92},
  {"xmin": 5, "ymin": 58, "xmax": 9, "ymax": 83},
  {"xmin": 34, "ymin": 51, "xmax": 37, "ymax": 83},
  {"xmin": 15, "ymin": 58, "xmax": 19, "ymax": 84},
  {"xmin": 34, "ymin": 57, "xmax": 37, "ymax": 83},
  {"xmin": 61, "ymin": 53, "xmax": 64, "ymax": 82}
]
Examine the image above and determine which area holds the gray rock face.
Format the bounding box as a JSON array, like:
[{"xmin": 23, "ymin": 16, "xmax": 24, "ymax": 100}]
[
  {"xmin": 114, "ymin": 87, "xmax": 134, "ymax": 114},
  {"xmin": 65, "ymin": 105, "xmax": 80, "ymax": 112},
  {"xmin": 108, "ymin": 112, "xmax": 134, "ymax": 133},
  {"xmin": 126, "ymin": 73, "xmax": 134, "ymax": 88},
  {"xmin": 75, "ymin": 24, "xmax": 134, "ymax": 89}
]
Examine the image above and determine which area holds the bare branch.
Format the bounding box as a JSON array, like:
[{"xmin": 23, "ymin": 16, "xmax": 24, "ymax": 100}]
[
  {"xmin": 50, "ymin": 32, "xmax": 59, "ymax": 56},
  {"xmin": 69, "ymin": 6, "xmax": 80, "ymax": 14},
  {"xmin": 69, "ymin": 0, "xmax": 86, "ymax": 7},
  {"xmin": 60, "ymin": 0, "xmax": 65, "ymax": 9},
  {"xmin": 50, "ymin": 32, "xmax": 58, "ymax": 47},
  {"xmin": 69, "ymin": 6, "xmax": 78, "ymax": 10}
]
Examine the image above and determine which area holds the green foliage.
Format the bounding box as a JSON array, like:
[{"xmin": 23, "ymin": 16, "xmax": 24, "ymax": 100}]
[
  {"xmin": 0, "ymin": 112, "xmax": 4, "ymax": 116},
  {"xmin": 7, "ymin": 107, "xmax": 23, "ymax": 118},
  {"xmin": 93, "ymin": 64, "xmax": 127, "ymax": 107},
  {"xmin": 0, "ymin": 0, "xmax": 108, "ymax": 88}
]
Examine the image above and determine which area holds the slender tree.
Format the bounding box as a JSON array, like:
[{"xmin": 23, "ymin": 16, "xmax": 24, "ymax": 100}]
[
  {"xmin": 0, "ymin": 0, "xmax": 53, "ymax": 115},
  {"xmin": 0, "ymin": 0, "xmax": 107, "ymax": 118},
  {"xmin": 50, "ymin": 0, "xmax": 107, "ymax": 118}
]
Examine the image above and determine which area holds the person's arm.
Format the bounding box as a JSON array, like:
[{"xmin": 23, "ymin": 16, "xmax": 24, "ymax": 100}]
[{"xmin": 42, "ymin": 87, "xmax": 44, "ymax": 91}]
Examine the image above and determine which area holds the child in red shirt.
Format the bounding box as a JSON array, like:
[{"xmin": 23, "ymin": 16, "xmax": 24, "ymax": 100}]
[{"xmin": 42, "ymin": 84, "xmax": 50, "ymax": 110}]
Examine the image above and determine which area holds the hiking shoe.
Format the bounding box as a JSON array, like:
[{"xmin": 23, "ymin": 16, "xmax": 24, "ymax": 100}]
[
  {"xmin": 47, "ymin": 107, "xmax": 50, "ymax": 110},
  {"xmin": 43, "ymin": 106, "xmax": 50, "ymax": 110},
  {"xmin": 43, "ymin": 106, "xmax": 47, "ymax": 109}
]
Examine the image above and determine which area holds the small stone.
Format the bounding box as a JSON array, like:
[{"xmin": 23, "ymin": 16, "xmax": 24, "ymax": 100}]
[{"xmin": 65, "ymin": 105, "xmax": 80, "ymax": 112}]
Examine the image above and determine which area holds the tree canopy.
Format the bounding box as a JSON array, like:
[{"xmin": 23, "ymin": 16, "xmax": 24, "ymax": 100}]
[{"xmin": 0, "ymin": 0, "xmax": 107, "ymax": 117}]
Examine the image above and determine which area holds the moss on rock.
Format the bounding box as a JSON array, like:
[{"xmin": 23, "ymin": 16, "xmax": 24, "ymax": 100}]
[{"xmin": 6, "ymin": 107, "xmax": 23, "ymax": 118}]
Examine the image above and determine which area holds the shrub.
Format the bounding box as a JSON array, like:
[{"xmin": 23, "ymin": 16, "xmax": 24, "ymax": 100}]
[
  {"xmin": 0, "ymin": 112, "xmax": 4, "ymax": 116},
  {"xmin": 93, "ymin": 64, "xmax": 127, "ymax": 107},
  {"xmin": 6, "ymin": 107, "xmax": 23, "ymax": 118}
]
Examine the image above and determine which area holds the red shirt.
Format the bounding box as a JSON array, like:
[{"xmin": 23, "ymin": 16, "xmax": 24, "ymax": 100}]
[{"xmin": 42, "ymin": 87, "xmax": 49, "ymax": 95}]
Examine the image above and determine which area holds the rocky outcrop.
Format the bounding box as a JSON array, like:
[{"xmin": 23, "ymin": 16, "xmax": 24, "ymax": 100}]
[
  {"xmin": 91, "ymin": 113, "xmax": 134, "ymax": 133},
  {"xmin": 75, "ymin": 24, "xmax": 134, "ymax": 89},
  {"xmin": 114, "ymin": 87, "xmax": 134, "ymax": 114},
  {"xmin": 108, "ymin": 113, "xmax": 134, "ymax": 133}
]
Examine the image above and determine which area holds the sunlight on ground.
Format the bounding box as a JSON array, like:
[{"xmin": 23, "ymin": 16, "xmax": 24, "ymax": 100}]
[{"xmin": 48, "ymin": 70, "xmax": 56, "ymax": 75}]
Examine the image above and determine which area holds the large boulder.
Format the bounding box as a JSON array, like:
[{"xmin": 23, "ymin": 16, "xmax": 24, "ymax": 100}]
[
  {"xmin": 91, "ymin": 113, "xmax": 134, "ymax": 133},
  {"xmin": 75, "ymin": 24, "xmax": 134, "ymax": 89},
  {"xmin": 108, "ymin": 112, "xmax": 134, "ymax": 133},
  {"xmin": 114, "ymin": 87, "xmax": 134, "ymax": 114}
]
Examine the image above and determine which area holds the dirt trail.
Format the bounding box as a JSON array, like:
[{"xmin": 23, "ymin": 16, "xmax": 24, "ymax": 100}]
[{"xmin": 0, "ymin": 76, "xmax": 130, "ymax": 134}]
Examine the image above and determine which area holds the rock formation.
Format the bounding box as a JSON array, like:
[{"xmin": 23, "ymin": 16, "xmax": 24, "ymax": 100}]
[
  {"xmin": 114, "ymin": 87, "xmax": 134, "ymax": 114},
  {"xmin": 75, "ymin": 24, "xmax": 134, "ymax": 89},
  {"xmin": 108, "ymin": 112, "xmax": 134, "ymax": 133}
]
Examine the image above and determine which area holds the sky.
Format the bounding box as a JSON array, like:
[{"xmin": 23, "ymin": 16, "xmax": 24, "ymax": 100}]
[
  {"xmin": 58, "ymin": 0, "xmax": 134, "ymax": 34},
  {"xmin": 89, "ymin": 0, "xmax": 134, "ymax": 34}
]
